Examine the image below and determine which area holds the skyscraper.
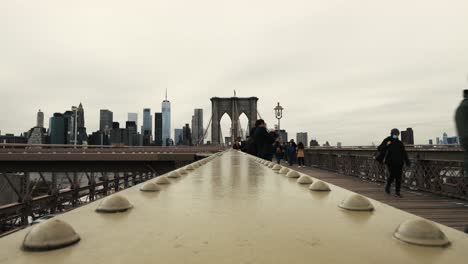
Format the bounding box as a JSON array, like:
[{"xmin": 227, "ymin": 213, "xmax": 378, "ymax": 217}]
[
  {"xmin": 37, "ymin": 110, "xmax": 44, "ymax": 128},
  {"xmin": 125, "ymin": 121, "xmax": 139, "ymax": 146},
  {"xmin": 49, "ymin": 113, "xmax": 66, "ymax": 144},
  {"xmin": 443, "ymin": 132, "xmax": 448, "ymax": 145},
  {"xmin": 401, "ymin": 128, "xmax": 414, "ymax": 145},
  {"xmin": 99, "ymin": 110, "xmax": 113, "ymax": 134},
  {"xmin": 143, "ymin": 109, "xmax": 152, "ymax": 134},
  {"xmin": 162, "ymin": 90, "xmax": 171, "ymax": 146},
  {"xmin": 191, "ymin": 109, "xmax": 204, "ymax": 145},
  {"xmin": 182, "ymin": 123, "xmax": 192, "ymax": 146},
  {"xmin": 128, "ymin": 113, "xmax": 138, "ymax": 132},
  {"xmin": 174, "ymin": 129, "xmax": 183, "ymax": 145},
  {"xmin": 154, "ymin": 112, "xmax": 163, "ymax": 146},
  {"xmin": 297, "ymin": 132, "xmax": 308, "ymax": 147},
  {"xmin": 142, "ymin": 108, "xmax": 152, "ymax": 145},
  {"xmin": 77, "ymin": 103, "xmax": 85, "ymax": 128}
]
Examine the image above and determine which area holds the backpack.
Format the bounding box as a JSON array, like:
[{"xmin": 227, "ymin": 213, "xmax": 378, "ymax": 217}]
[{"xmin": 276, "ymin": 146, "xmax": 282, "ymax": 154}]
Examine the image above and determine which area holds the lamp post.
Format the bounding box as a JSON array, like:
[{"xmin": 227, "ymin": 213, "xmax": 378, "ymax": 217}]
[
  {"xmin": 274, "ymin": 102, "xmax": 283, "ymax": 131},
  {"xmin": 72, "ymin": 106, "xmax": 78, "ymax": 149}
]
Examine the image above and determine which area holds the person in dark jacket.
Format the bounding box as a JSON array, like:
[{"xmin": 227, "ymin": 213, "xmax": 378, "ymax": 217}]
[
  {"xmin": 455, "ymin": 89, "xmax": 468, "ymax": 176},
  {"xmin": 253, "ymin": 119, "xmax": 277, "ymax": 160},
  {"xmin": 378, "ymin": 128, "xmax": 411, "ymax": 197},
  {"xmin": 245, "ymin": 123, "xmax": 260, "ymax": 155},
  {"xmin": 286, "ymin": 139, "xmax": 297, "ymax": 166}
]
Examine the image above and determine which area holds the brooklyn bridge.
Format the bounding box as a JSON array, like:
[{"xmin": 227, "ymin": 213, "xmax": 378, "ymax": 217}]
[{"xmin": 0, "ymin": 97, "xmax": 467, "ymax": 263}]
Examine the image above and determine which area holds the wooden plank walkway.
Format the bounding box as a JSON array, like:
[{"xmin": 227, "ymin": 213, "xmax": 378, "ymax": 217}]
[{"xmin": 290, "ymin": 165, "xmax": 468, "ymax": 232}]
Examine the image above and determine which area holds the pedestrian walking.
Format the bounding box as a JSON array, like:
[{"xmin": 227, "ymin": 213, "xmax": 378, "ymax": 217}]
[
  {"xmin": 286, "ymin": 139, "xmax": 297, "ymax": 166},
  {"xmin": 377, "ymin": 128, "xmax": 411, "ymax": 197},
  {"xmin": 297, "ymin": 142, "xmax": 305, "ymax": 167},
  {"xmin": 253, "ymin": 119, "xmax": 277, "ymax": 161},
  {"xmin": 274, "ymin": 141, "xmax": 284, "ymax": 164}
]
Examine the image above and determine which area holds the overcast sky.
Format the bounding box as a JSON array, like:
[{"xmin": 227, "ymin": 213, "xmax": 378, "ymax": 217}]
[{"xmin": 1, "ymin": 0, "xmax": 467, "ymax": 145}]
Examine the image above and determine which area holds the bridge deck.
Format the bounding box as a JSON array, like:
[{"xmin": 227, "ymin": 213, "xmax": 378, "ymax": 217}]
[
  {"xmin": 292, "ymin": 166, "xmax": 468, "ymax": 231},
  {"xmin": 0, "ymin": 151, "xmax": 466, "ymax": 263}
]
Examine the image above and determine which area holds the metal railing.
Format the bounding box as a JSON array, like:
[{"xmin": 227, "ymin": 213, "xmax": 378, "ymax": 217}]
[{"xmin": 304, "ymin": 147, "xmax": 467, "ymax": 200}]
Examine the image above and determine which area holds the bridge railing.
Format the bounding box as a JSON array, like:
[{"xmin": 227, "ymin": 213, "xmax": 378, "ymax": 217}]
[
  {"xmin": 0, "ymin": 143, "xmax": 226, "ymax": 154},
  {"xmin": 304, "ymin": 147, "xmax": 467, "ymax": 201}
]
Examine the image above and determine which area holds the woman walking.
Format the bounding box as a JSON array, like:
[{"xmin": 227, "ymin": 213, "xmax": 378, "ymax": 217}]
[{"xmin": 297, "ymin": 142, "xmax": 305, "ymax": 168}]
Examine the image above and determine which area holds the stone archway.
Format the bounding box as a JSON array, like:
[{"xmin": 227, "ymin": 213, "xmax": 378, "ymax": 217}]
[{"xmin": 211, "ymin": 97, "xmax": 258, "ymax": 145}]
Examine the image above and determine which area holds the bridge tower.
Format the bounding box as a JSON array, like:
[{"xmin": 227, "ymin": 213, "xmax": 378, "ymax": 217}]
[{"xmin": 211, "ymin": 96, "xmax": 258, "ymax": 145}]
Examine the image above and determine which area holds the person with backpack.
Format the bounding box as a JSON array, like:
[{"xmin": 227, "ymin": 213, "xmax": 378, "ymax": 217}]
[
  {"xmin": 377, "ymin": 128, "xmax": 411, "ymax": 197},
  {"xmin": 297, "ymin": 142, "xmax": 305, "ymax": 167},
  {"xmin": 274, "ymin": 141, "xmax": 284, "ymax": 164}
]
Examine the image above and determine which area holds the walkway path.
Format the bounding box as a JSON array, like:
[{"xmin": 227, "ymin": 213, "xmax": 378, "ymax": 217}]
[{"xmin": 288, "ymin": 164, "xmax": 468, "ymax": 231}]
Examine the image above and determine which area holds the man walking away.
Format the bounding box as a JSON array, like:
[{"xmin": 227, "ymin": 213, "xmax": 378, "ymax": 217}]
[
  {"xmin": 455, "ymin": 89, "xmax": 468, "ymax": 177},
  {"xmin": 245, "ymin": 121, "xmax": 261, "ymax": 156},
  {"xmin": 378, "ymin": 128, "xmax": 411, "ymax": 197},
  {"xmin": 253, "ymin": 119, "xmax": 277, "ymax": 160}
]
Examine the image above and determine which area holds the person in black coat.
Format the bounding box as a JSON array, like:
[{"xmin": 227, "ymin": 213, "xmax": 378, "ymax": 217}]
[
  {"xmin": 244, "ymin": 124, "xmax": 260, "ymax": 155},
  {"xmin": 253, "ymin": 119, "xmax": 277, "ymax": 160},
  {"xmin": 377, "ymin": 128, "xmax": 411, "ymax": 197}
]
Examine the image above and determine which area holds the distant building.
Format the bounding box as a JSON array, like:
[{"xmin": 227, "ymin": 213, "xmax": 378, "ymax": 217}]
[
  {"xmin": 447, "ymin": 136, "xmax": 459, "ymax": 145},
  {"xmin": 162, "ymin": 91, "xmax": 171, "ymax": 146},
  {"xmin": 154, "ymin": 113, "xmax": 163, "ymax": 146},
  {"xmin": 429, "ymin": 139, "xmax": 433, "ymax": 145},
  {"xmin": 125, "ymin": 121, "xmax": 139, "ymax": 146},
  {"xmin": 443, "ymin": 132, "xmax": 448, "ymax": 145},
  {"xmin": 0, "ymin": 134, "xmax": 27, "ymax": 144},
  {"xmin": 278, "ymin": 129, "xmax": 288, "ymax": 143},
  {"xmin": 296, "ymin": 132, "xmax": 308, "ymax": 147},
  {"xmin": 337, "ymin": 142, "xmax": 342, "ymax": 148},
  {"xmin": 310, "ymin": 139, "xmax": 319, "ymax": 147},
  {"xmin": 436, "ymin": 137, "xmax": 440, "ymax": 144},
  {"xmin": 128, "ymin": 113, "xmax": 138, "ymax": 131},
  {"xmin": 182, "ymin": 124, "xmax": 192, "ymax": 146},
  {"xmin": 99, "ymin": 110, "xmax": 113, "ymax": 134},
  {"xmin": 63, "ymin": 110, "xmax": 74, "ymax": 144},
  {"xmin": 88, "ymin": 131, "xmax": 109, "ymax": 145},
  {"xmin": 28, "ymin": 127, "xmax": 46, "ymax": 145},
  {"xmin": 174, "ymin": 129, "xmax": 183, "ymax": 145},
  {"xmin": 191, "ymin": 109, "xmax": 204, "ymax": 145},
  {"xmin": 49, "ymin": 113, "xmax": 66, "ymax": 144},
  {"xmin": 37, "ymin": 110, "xmax": 44, "ymax": 128},
  {"xmin": 142, "ymin": 108, "xmax": 152, "ymax": 145},
  {"xmin": 77, "ymin": 103, "xmax": 85, "ymax": 128},
  {"xmin": 401, "ymin": 128, "xmax": 414, "ymax": 145},
  {"xmin": 110, "ymin": 122, "xmax": 122, "ymax": 145}
]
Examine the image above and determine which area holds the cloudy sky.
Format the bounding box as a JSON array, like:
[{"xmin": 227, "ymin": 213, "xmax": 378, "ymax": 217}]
[{"xmin": 1, "ymin": 0, "xmax": 467, "ymax": 145}]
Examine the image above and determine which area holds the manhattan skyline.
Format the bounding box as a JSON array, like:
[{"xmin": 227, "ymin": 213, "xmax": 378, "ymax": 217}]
[{"xmin": 1, "ymin": 0, "xmax": 468, "ymax": 145}]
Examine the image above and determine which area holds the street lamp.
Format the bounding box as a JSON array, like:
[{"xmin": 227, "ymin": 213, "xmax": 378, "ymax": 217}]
[
  {"xmin": 274, "ymin": 102, "xmax": 283, "ymax": 131},
  {"xmin": 72, "ymin": 106, "xmax": 78, "ymax": 149}
]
